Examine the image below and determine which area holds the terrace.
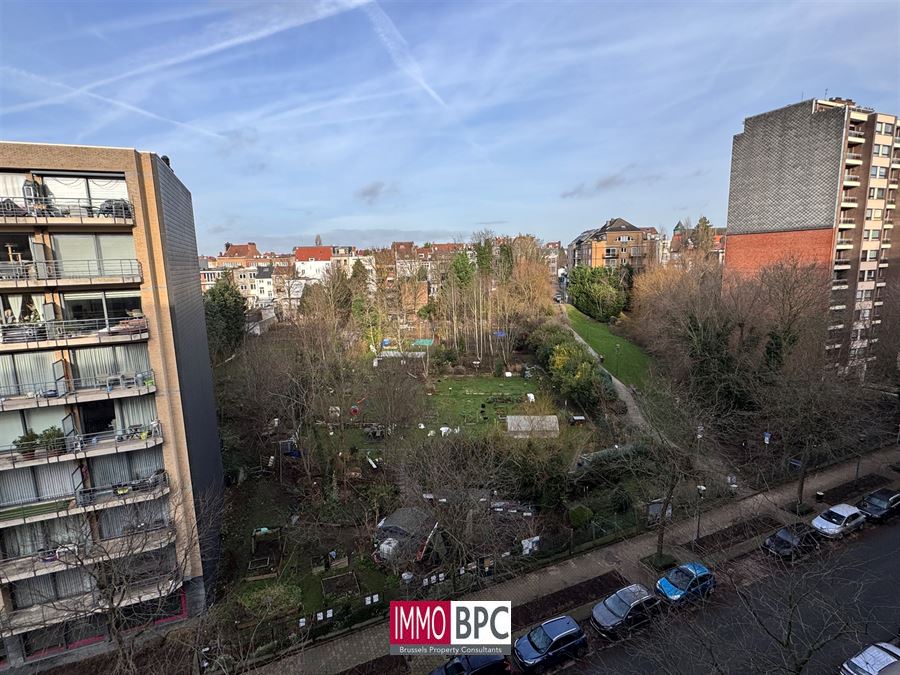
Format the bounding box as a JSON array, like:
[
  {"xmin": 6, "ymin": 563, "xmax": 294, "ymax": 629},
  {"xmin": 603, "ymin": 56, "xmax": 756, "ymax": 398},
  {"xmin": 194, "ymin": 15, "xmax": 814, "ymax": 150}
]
[
  {"xmin": 0, "ymin": 369, "xmax": 156, "ymax": 414},
  {"xmin": 0, "ymin": 420, "xmax": 162, "ymax": 471},
  {"xmin": 0, "ymin": 196, "xmax": 134, "ymax": 225},
  {"xmin": 0, "ymin": 259, "xmax": 142, "ymax": 290},
  {"xmin": 0, "ymin": 571, "xmax": 182, "ymax": 637},
  {"xmin": 0, "ymin": 316, "xmax": 149, "ymax": 354},
  {"xmin": 0, "ymin": 469, "xmax": 168, "ymax": 529},
  {"xmin": 0, "ymin": 524, "xmax": 175, "ymax": 584}
]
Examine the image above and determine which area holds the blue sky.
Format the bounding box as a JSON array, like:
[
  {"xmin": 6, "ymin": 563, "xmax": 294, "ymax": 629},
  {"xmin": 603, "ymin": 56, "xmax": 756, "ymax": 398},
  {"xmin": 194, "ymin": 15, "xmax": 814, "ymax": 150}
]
[{"xmin": 0, "ymin": 1, "xmax": 897, "ymax": 254}]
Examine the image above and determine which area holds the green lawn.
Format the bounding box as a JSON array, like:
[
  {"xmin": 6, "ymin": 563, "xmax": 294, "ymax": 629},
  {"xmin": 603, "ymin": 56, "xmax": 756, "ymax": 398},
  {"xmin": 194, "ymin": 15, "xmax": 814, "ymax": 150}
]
[
  {"xmin": 566, "ymin": 306, "xmax": 650, "ymax": 386},
  {"xmin": 429, "ymin": 375, "xmax": 546, "ymax": 426}
]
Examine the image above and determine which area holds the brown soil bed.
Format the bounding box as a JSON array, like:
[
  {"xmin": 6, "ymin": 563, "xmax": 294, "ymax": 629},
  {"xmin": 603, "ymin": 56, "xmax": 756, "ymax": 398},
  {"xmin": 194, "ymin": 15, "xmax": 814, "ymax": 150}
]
[
  {"xmin": 511, "ymin": 569, "xmax": 628, "ymax": 631},
  {"xmin": 682, "ymin": 514, "xmax": 781, "ymax": 554},
  {"xmin": 335, "ymin": 654, "xmax": 409, "ymax": 674},
  {"xmin": 820, "ymin": 473, "xmax": 890, "ymax": 505}
]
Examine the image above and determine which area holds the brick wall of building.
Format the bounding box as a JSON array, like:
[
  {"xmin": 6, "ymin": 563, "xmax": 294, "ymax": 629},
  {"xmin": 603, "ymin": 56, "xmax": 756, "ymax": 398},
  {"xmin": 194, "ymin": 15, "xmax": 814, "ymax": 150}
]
[{"xmin": 724, "ymin": 228, "xmax": 835, "ymax": 275}]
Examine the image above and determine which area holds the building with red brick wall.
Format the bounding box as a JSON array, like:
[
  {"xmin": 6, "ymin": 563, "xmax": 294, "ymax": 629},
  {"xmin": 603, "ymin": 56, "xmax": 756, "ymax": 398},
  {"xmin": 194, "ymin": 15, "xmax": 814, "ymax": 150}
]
[
  {"xmin": 725, "ymin": 97, "xmax": 899, "ymax": 369},
  {"xmin": 724, "ymin": 229, "xmax": 835, "ymax": 276}
]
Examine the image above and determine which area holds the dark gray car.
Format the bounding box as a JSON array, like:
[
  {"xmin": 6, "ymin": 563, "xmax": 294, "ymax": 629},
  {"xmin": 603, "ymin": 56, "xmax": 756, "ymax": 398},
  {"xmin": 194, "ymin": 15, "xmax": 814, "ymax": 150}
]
[{"xmin": 590, "ymin": 583, "xmax": 661, "ymax": 639}]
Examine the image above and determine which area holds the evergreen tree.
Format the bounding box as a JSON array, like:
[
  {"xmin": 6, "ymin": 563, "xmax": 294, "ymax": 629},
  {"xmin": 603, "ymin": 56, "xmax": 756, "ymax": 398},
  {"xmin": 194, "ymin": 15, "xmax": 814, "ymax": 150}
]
[{"xmin": 204, "ymin": 276, "xmax": 246, "ymax": 362}]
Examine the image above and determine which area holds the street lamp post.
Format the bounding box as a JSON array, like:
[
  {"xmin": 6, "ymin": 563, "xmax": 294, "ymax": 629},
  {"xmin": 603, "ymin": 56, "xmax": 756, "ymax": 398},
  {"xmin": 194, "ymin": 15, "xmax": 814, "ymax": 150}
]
[{"xmin": 695, "ymin": 484, "xmax": 707, "ymax": 541}]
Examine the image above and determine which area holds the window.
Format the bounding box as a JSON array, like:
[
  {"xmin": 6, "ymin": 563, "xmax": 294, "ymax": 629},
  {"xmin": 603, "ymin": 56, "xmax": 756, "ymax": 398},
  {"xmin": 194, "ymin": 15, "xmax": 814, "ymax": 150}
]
[
  {"xmin": 881, "ymin": 145, "xmax": 891, "ymax": 156},
  {"xmin": 876, "ymin": 123, "xmax": 883, "ymax": 134},
  {"xmin": 861, "ymin": 250, "xmax": 879, "ymax": 262},
  {"xmin": 886, "ymin": 123, "xmax": 895, "ymax": 135},
  {"xmin": 859, "ymin": 269, "xmax": 876, "ymax": 281},
  {"xmin": 856, "ymin": 289, "xmax": 873, "ymax": 301},
  {"xmin": 874, "ymin": 144, "xmax": 882, "ymax": 155},
  {"xmin": 871, "ymin": 166, "xmax": 888, "ymax": 179},
  {"xmin": 869, "ymin": 187, "xmax": 886, "ymax": 199},
  {"xmin": 855, "ymin": 309, "xmax": 871, "ymax": 321},
  {"xmin": 873, "ymin": 210, "xmax": 883, "ymax": 221}
]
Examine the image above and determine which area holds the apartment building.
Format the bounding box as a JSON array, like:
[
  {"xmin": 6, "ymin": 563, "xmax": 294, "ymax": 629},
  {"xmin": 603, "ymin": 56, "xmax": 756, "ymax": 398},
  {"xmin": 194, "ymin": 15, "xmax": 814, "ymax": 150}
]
[
  {"xmin": 724, "ymin": 98, "xmax": 899, "ymax": 368},
  {"xmin": 0, "ymin": 142, "xmax": 221, "ymax": 668},
  {"xmin": 566, "ymin": 218, "xmax": 653, "ymax": 272}
]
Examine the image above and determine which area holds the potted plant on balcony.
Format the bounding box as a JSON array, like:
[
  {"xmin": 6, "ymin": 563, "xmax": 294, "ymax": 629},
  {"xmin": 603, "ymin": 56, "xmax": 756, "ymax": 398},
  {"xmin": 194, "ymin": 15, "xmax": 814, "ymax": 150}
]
[
  {"xmin": 39, "ymin": 426, "xmax": 65, "ymax": 456},
  {"xmin": 13, "ymin": 429, "xmax": 41, "ymax": 460}
]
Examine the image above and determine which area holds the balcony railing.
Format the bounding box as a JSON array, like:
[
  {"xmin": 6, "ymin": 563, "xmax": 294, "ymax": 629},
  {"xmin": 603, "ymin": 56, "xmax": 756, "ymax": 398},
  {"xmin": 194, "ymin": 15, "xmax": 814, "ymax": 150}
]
[
  {"xmin": 0, "ymin": 370, "xmax": 155, "ymax": 412},
  {"xmin": 0, "ymin": 469, "xmax": 167, "ymax": 528},
  {"xmin": 843, "ymin": 174, "xmax": 860, "ymax": 182},
  {"xmin": 0, "ymin": 259, "xmax": 141, "ymax": 287},
  {"xmin": 836, "ymin": 239, "xmax": 853, "ymax": 246},
  {"xmin": 834, "ymin": 258, "xmax": 852, "ymax": 267},
  {"xmin": 845, "ymin": 152, "xmax": 863, "ymax": 161},
  {"xmin": 0, "ymin": 316, "xmax": 149, "ymax": 348},
  {"xmin": 0, "ymin": 196, "xmax": 133, "ymax": 222},
  {"xmin": 0, "ymin": 523, "xmax": 174, "ymax": 584},
  {"xmin": 841, "ymin": 196, "xmax": 858, "ymax": 205},
  {"xmin": 0, "ymin": 421, "xmax": 162, "ymax": 470},
  {"xmin": 848, "ymin": 129, "xmax": 866, "ymax": 140},
  {"xmin": 0, "ymin": 570, "xmax": 182, "ymax": 636}
]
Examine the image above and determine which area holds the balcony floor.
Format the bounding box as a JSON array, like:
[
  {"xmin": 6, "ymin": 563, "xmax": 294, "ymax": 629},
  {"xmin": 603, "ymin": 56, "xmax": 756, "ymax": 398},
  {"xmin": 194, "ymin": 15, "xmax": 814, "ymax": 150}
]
[
  {"xmin": 0, "ymin": 330, "xmax": 149, "ymax": 354},
  {"xmin": 0, "ymin": 382, "xmax": 156, "ymax": 413},
  {"xmin": 0, "ymin": 484, "xmax": 169, "ymax": 530},
  {"xmin": 0, "ymin": 274, "xmax": 142, "ymax": 291},
  {"xmin": 0, "ymin": 433, "xmax": 163, "ymax": 472},
  {"xmin": 0, "ymin": 527, "xmax": 175, "ymax": 584}
]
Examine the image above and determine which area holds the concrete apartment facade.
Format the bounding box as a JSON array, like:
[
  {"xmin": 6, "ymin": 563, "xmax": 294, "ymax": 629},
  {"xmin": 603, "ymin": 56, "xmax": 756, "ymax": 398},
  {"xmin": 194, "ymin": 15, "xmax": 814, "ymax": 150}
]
[
  {"xmin": 724, "ymin": 98, "xmax": 899, "ymax": 367},
  {"xmin": 0, "ymin": 142, "xmax": 221, "ymax": 669}
]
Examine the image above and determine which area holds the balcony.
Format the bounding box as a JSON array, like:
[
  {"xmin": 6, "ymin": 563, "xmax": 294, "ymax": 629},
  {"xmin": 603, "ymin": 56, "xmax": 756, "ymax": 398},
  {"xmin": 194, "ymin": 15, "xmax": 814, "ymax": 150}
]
[
  {"xmin": 838, "ymin": 218, "xmax": 857, "ymax": 228},
  {"xmin": 833, "ymin": 259, "xmax": 852, "ymax": 270},
  {"xmin": 0, "ymin": 421, "xmax": 162, "ymax": 471},
  {"xmin": 843, "ymin": 174, "xmax": 861, "ymax": 187},
  {"xmin": 847, "ymin": 129, "xmax": 866, "ymax": 144},
  {"xmin": 0, "ymin": 571, "xmax": 182, "ymax": 637},
  {"xmin": 887, "ymin": 199, "xmax": 897, "ymax": 209},
  {"xmin": 0, "ymin": 524, "xmax": 175, "ymax": 584},
  {"xmin": 840, "ymin": 196, "xmax": 858, "ymax": 208},
  {"xmin": 0, "ymin": 369, "xmax": 156, "ymax": 414},
  {"xmin": 0, "ymin": 316, "xmax": 149, "ymax": 354},
  {"xmin": 835, "ymin": 239, "xmax": 854, "ymax": 249},
  {"xmin": 845, "ymin": 152, "xmax": 863, "ymax": 165},
  {"xmin": 0, "ymin": 469, "xmax": 168, "ymax": 529},
  {"xmin": 0, "ymin": 259, "xmax": 141, "ymax": 290},
  {"xmin": 895, "ymin": 137, "xmax": 900, "ymax": 148},
  {"xmin": 0, "ymin": 197, "xmax": 134, "ymax": 225}
]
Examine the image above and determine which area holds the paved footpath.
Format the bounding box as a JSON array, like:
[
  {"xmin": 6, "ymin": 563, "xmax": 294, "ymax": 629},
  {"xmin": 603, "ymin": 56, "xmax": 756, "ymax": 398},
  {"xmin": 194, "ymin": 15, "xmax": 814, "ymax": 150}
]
[{"xmin": 253, "ymin": 445, "xmax": 900, "ymax": 675}]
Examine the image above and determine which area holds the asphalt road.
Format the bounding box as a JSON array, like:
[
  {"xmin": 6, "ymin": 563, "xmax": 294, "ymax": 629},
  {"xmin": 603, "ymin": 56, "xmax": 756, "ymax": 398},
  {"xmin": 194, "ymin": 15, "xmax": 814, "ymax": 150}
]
[{"xmin": 548, "ymin": 519, "xmax": 900, "ymax": 674}]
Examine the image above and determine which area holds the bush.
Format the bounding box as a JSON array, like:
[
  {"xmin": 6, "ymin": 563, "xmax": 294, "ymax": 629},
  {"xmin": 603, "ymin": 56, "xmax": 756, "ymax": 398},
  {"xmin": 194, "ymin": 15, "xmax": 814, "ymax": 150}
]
[
  {"xmin": 610, "ymin": 487, "xmax": 632, "ymax": 515},
  {"xmin": 493, "ymin": 359, "xmax": 506, "ymax": 377},
  {"xmin": 568, "ymin": 504, "xmax": 594, "ymax": 529},
  {"xmin": 238, "ymin": 582, "xmax": 304, "ymax": 617}
]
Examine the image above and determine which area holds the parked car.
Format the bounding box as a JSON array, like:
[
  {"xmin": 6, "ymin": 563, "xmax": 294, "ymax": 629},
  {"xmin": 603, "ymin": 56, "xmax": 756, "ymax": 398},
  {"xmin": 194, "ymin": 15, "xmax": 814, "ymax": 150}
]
[
  {"xmin": 512, "ymin": 615, "xmax": 587, "ymax": 673},
  {"xmin": 655, "ymin": 562, "xmax": 716, "ymax": 605},
  {"xmin": 856, "ymin": 488, "xmax": 900, "ymax": 523},
  {"xmin": 761, "ymin": 523, "xmax": 820, "ymax": 561},
  {"xmin": 811, "ymin": 503, "xmax": 866, "ymax": 539},
  {"xmin": 590, "ymin": 583, "xmax": 661, "ymax": 638},
  {"xmin": 840, "ymin": 642, "xmax": 900, "ymax": 675},
  {"xmin": 428, "ymin": 654, "xmax": 510, "ymax": 675}
]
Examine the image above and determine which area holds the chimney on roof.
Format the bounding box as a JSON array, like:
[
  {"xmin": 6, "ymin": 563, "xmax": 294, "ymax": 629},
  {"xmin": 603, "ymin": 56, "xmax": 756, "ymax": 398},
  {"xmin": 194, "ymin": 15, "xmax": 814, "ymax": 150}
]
[{"xmin": 224, "ymin": 242, "xmax": 232, "ymax": 250}]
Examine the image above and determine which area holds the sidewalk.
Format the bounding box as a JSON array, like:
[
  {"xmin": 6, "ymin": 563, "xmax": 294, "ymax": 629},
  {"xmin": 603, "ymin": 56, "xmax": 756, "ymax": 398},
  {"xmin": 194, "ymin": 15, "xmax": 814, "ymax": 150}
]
[{"xmin": 253, "ymin": 445, "xmax": 900, "ymax": 675}]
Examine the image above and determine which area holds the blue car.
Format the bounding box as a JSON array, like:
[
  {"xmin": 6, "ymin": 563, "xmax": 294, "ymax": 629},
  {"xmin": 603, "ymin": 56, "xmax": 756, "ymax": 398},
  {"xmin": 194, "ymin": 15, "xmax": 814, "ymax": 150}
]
[
  {"xmin": 512, "ymin": 615, "xmax": 587, "ymax": 673},
  {"xmin": 655, "ymin": 562, "xmax": 715, "ymax": 605}
]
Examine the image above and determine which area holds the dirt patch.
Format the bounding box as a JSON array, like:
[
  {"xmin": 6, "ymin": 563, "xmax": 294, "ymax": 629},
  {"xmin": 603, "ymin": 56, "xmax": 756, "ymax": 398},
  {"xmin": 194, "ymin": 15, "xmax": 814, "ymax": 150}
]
[
  {"xmin": 335, "ymin": 654, "xmax": 409, "ymax": 674},
  {"xmin": 511, "ymin": 569, "xmax": 628, "ymax": 631},
  {"xmin": 820, "ymin": 473, "xmax": 890, "ymax": 505},
  {"xmin": 322, "ymin": 571, "xmax": 360, "ymax": 598},
  {"xmin": 682, "ymin": 515, "xmax": 781, "ymax": 554}
]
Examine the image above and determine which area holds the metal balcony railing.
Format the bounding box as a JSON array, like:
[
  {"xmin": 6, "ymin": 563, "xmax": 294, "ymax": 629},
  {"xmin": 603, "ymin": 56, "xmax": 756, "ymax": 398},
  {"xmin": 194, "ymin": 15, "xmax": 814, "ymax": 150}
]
[
  {"xmin": 0, "ymin": 369, "xmax": 155, "ymax": 407},
  {"xmin": 0, "ymin": 421, "xmax": 162, "ymax": 470},
  {"xmin": 0, "ymin": 196, "xmax": 133, "ymax": 221},
  {"xmin": 75, "ymin": 469, "xmax": 167, "ymax": 507},
  {"xmin": 848, "ymin": 129, "xmax": 866, "ymax": 139},
  {"xmin": 836, "ymin": 239, "xmax": 854, "ymax": 246},
  {"xmin": 0, "ymin": 259, "xmax": 141, "ymax": 285},
  {"xmin": 0, "ymin": 569, "xmax": 182, "ymax": 635},
  {"xmin": 0, "ymin": 316, "xmax": 149, "ymax": 346},
  {"xmin": 0, "ymin": 522, "xmax": 174, "ymax": 583},
  {"xmin": 846, "ymin": 152, "xmax": 863, "ymax": 161},
  {"xmin": 834, "ymin": 258, "xmax": 852, "ymax": 265}
]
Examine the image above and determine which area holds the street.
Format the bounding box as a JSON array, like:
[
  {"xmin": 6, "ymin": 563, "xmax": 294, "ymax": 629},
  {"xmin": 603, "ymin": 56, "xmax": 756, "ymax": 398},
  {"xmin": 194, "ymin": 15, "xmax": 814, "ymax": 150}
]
[{"xmin": 556, "ymin": 519, "xmax": 900, "ymax": 674}]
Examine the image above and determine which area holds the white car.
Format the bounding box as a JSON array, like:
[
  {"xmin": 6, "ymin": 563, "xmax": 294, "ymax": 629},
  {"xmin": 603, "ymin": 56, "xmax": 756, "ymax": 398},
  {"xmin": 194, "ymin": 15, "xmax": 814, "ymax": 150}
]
[
  {"xmin": 840, "ymin": 642, "xmax": 900, "ymax": 675},
  {"xmin": 810, "ymin": 503, "xmax": 866, "ymax": 539}
]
